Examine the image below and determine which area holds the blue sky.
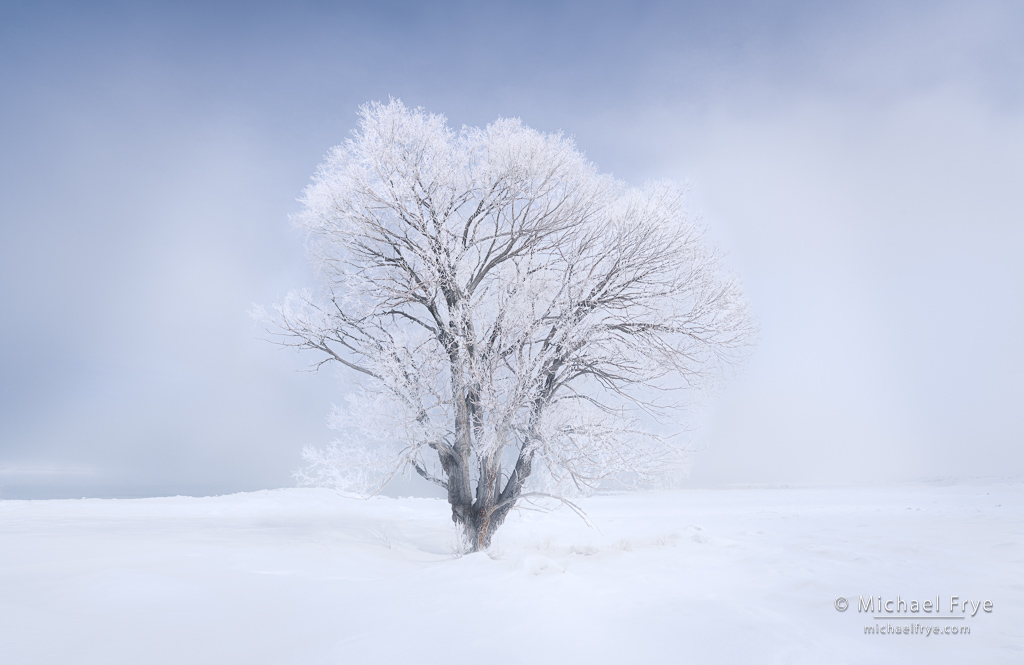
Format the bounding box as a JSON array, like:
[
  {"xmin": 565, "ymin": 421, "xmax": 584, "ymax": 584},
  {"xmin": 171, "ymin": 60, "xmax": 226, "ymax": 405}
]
[{"xmin": 1, "ymin": 0, "xmax": 1022, "ymax": 497}]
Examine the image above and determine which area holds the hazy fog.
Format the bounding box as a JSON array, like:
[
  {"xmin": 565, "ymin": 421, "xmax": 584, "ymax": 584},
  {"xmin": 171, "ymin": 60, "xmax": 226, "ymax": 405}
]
[{"xmin": 1, "ymin": 0, "xmax": 1021, "ymax": 497}]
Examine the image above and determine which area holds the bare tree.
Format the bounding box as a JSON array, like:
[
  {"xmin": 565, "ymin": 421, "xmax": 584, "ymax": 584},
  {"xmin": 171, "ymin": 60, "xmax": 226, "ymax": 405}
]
[{"xmin": 259, "ymin": 100, "xmax": 754, "ymax": 551}]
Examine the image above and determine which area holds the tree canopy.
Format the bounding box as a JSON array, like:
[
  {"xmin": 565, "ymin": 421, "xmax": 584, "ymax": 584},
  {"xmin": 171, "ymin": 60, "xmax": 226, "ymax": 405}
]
[{"xmin": 262, "ymin": 100, "xmax": 755, "ymax": 550}]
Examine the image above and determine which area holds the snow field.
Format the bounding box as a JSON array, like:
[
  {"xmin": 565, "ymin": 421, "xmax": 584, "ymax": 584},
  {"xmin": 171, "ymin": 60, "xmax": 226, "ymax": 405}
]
[{"xmin": 1, "ymin": 484, "xmax": 1021, "ymax": 664}]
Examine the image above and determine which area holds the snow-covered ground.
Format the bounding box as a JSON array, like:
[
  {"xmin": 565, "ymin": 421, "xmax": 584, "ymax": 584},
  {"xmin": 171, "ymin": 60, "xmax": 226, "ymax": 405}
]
[{"xmin": 1, "ymin": 483, "xmax": 1021, "ymax": 664}]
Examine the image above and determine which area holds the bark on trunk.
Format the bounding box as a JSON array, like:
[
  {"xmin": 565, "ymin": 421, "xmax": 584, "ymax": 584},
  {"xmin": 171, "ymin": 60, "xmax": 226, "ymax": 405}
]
[{"xmin": 441, "ymin": 443, "xmax": 536, "ymax": 552}]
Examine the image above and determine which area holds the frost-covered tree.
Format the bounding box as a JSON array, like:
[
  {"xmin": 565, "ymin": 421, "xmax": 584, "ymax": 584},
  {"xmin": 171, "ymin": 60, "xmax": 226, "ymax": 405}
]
[{"xmin": 262, "ymin": 100, "xmax": 754, "ymax": 551}]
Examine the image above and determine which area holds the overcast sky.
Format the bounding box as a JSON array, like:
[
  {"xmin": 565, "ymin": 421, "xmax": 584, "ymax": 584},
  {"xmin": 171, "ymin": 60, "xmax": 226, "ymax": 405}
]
[{"xmin": 1, "ymin": 0, "xmax": 1022, "ymax": 498}]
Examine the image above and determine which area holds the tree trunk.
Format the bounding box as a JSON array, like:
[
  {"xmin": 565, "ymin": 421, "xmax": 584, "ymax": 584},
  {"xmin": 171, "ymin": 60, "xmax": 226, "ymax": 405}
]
[{"xmin": 443, "ymin": 444, "xmax": 535, "ymax": 552}]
